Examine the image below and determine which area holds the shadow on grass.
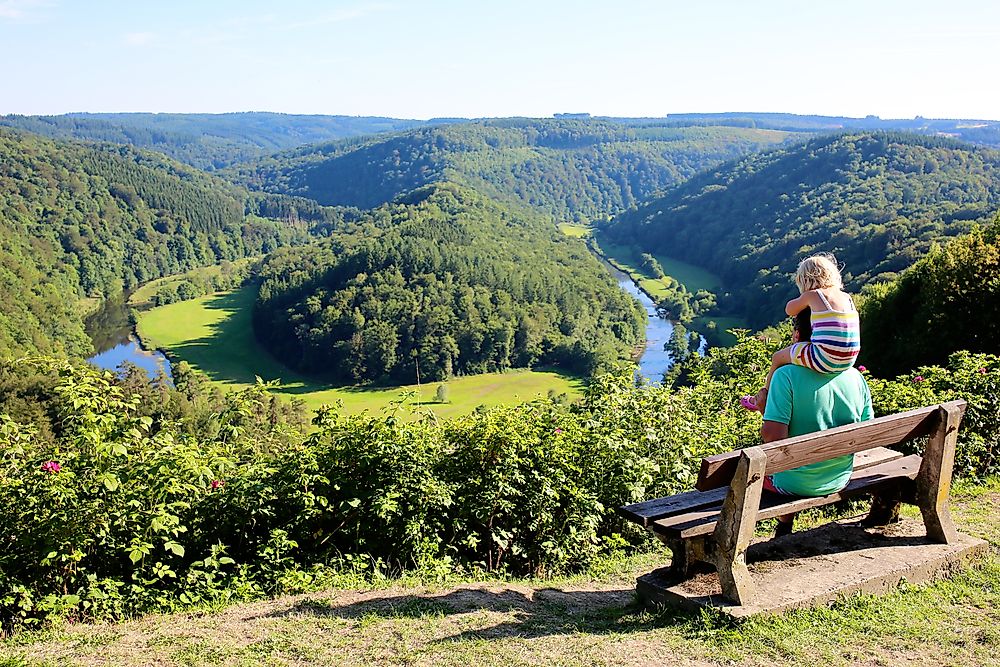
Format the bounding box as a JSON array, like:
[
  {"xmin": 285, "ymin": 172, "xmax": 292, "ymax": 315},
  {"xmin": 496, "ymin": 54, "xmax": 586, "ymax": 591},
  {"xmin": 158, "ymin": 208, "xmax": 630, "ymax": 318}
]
[{"xmin": 266, "ymin": 586, "xmax": 715, "ymax": 642}]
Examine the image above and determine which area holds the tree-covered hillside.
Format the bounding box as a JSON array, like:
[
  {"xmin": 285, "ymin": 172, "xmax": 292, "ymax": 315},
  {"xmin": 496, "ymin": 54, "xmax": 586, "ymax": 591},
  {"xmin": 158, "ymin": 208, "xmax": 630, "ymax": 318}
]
[
  {"xmin": 604, "ymin": 132, "xmax": 1000, "ymax": 328},
  {"xmin": 0, "ymin": 128, "xmax": 326, "ymax": 358},
  {"xmin": 664, "ymin": 112, "xmax": 1000, "ymax": 148},
  {"xmin": 253, "ymin": 184, "xmax": 646, "ymax": 383},
  {"xmin": 0, "ymin": 112, "xmax": 430, "ymax": 171},
  {"xmin": 859, "ymin": 218, "xmax": 1000, "ymax": 376},
  {"xmin": 229, "ymin": 119, "xmax": 799, "ymax": 220}
]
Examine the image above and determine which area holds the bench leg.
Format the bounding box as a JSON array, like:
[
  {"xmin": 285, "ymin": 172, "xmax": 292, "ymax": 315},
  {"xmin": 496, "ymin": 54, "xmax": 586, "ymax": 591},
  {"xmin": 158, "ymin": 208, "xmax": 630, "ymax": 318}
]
[
  {"xmin": 656, "ymin": 535, "xmax": 709, "ymax": 579},
  {"xmin": 862, "ymin": 488, "xmax": 902, "ymax": 527},
  {"xmin": 712, "ymin": 447, "xmax": 766, "ymax": 606},
  {"xmin": 916, "ymin": 404, "xmax": 961, "ymax": 544}
]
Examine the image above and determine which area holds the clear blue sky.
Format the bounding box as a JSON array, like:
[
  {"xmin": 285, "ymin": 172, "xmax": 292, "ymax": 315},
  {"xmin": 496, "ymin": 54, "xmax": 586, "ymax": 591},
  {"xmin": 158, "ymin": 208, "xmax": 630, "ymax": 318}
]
[{"xmin": 2, "ymin": 0, "xmax": 998, "ymax": 120}]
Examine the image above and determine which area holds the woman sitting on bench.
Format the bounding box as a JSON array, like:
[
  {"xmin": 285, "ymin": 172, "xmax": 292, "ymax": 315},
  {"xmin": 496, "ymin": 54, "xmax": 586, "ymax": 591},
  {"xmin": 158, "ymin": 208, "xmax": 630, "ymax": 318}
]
[{"xmin": 760, "ymin": 309, "xmax": 874, "ymax": 536}]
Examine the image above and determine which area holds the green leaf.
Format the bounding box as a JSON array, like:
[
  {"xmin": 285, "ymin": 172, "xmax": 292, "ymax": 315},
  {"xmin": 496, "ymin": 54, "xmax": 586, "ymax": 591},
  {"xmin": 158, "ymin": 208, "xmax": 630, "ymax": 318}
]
[{"xmin": 165, "ymin": 541, "xmax": 185, "ymax": 557}]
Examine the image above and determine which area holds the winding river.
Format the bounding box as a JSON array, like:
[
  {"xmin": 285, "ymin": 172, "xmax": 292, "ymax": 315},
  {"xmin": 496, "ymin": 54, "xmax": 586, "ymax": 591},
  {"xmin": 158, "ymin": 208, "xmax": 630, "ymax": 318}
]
[
  {"xmin": 85, "ymin": 262, "xmax": 679, "ymax": 385},
  {"xmin": 599, "ymin": 259, "xmax": 677, "ymax": 383}
]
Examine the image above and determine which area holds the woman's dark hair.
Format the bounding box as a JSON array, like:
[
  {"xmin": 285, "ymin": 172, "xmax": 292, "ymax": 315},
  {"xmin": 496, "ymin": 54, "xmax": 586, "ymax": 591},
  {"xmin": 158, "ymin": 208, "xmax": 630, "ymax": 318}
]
[{"xmin": 794, "ymin": 308, "xmax": 812, "ymax": 341}]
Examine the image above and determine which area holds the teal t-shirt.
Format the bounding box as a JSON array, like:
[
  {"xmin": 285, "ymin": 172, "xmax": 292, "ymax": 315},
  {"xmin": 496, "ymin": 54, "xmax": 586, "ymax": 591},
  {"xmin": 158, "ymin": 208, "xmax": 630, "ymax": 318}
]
[{"xmin": 763, "ymin": 366, "xmax": 873, "ymax": 496}]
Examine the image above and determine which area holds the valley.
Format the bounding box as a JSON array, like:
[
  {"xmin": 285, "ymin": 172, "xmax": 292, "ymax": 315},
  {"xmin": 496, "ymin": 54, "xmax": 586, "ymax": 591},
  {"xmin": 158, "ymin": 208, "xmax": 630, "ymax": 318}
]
[{"xmin": 131, "ymin": 284, "xmax": 585, "ymax": 419}]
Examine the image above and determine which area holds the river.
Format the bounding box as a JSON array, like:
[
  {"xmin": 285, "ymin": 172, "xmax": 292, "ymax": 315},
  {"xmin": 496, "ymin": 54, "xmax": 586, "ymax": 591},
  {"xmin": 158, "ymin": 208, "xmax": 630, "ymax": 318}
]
[
  {"xmin": 84, "ymin": 263, "xmax": 679, "ymax": 386},
  {"xmin": 84, "ymin": 296, "xmax": 172, "ymax": 383},
  {"xmin": 599, "ymin": 259, "xmax": 677, "ymax": 383}
]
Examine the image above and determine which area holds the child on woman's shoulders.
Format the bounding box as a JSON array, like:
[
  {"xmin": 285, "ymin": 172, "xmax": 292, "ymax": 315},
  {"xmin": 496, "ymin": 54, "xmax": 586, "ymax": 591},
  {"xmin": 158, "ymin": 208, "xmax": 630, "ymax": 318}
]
[{"xmin": 742, "ymin": 253, "xmax": 861, "ymax": 412}]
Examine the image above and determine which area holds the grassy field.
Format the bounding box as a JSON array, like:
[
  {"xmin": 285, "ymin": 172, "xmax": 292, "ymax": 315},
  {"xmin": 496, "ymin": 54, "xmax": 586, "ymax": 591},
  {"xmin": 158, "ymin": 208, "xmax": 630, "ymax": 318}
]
[
  {"xmin": 128, "ymin": 258, "xmax": 258, "ymax": 309},
  {"xmin": 593, "ymin": 231, "xmax": 721, "ymax": 294},
  {"xmin": 557, "ymin": 222, "xmax": 592, "ymax": 238},
  {"xmin": 135, "ymin": 286, "xmax": 584, "ymax": 419},
  {"xmin": 4, "ymin": 480, "xmax": 998, "ymax": 666}
]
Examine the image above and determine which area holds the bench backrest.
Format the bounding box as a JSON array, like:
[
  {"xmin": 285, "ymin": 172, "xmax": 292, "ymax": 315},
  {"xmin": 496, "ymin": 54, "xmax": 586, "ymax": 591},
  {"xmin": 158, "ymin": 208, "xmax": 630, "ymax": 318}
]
[{"xmin": 695, "ymin": 400, "xmax": 967, "ymax": 492}]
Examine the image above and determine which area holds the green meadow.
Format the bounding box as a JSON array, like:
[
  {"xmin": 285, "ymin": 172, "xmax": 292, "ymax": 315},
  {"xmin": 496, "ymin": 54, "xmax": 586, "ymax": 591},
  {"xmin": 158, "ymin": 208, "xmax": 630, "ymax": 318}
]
[
  {"xmin": 135, "ymin": 286, "xmax": 584, "ymax": 419},
  {"xmin": 591, "ymin": 231, "xmax": 721, "ymax": 294},
  {"xmin": 557, "ymin": 222, "xmax": 592, "ymax": 237}
]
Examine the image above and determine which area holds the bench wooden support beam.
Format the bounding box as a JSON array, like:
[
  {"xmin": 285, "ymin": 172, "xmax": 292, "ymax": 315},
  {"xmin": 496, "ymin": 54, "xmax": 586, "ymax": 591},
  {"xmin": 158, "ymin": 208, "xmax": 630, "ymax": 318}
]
[
  {"xmin": 916, "ymin": 404, "xmax": 961, "ymax": 543},
  {"xmin": 712, "ymin": 447, "xmax": 766, "ymax": 605}
]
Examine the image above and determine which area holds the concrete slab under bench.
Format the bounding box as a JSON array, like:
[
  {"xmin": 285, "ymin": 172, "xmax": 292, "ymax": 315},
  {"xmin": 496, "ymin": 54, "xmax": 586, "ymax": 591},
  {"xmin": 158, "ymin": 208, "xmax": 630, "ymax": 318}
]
[{"xmin": 636, "ymin": 517, "xmax": 989, "ymax": 619}]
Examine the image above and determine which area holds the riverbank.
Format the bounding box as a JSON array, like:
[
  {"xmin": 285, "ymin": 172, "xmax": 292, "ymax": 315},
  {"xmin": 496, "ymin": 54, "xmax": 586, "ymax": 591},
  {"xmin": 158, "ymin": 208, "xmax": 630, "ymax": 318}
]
[{"xmin": 575, "ymin": 227, "xmax": 749, "ymax": 347}]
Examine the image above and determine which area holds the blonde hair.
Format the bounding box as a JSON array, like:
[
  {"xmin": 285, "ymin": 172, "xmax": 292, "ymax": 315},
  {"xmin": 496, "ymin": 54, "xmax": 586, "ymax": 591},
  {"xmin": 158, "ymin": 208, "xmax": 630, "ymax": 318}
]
[{"xmin": 795, "ymin": 253, "xmax": 843, "ymax": 292}]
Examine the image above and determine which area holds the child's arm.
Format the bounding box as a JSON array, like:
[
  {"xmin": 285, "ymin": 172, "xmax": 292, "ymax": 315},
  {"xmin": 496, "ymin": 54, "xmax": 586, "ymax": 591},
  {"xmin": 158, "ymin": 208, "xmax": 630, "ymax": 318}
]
[{"xmin": 784, "ymin": 290, "xmax": 815, "ymax": 317}]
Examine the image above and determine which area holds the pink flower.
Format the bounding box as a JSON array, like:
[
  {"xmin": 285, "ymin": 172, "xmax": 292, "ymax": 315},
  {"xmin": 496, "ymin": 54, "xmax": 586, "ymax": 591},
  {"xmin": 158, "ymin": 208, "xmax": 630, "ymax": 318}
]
[
  {"xmin": 41, "ymin": 461, "xmax": 61, "ymax": 473},
  {"xmin": 913, "ymin": 375, "xmax": 925, "ymax": 383},
  {"xmin": 857, "ymin": 365, "xmax": 867, "ymax": 373},
  {"xmin": 979, "ymin": 367, "xmax": 988, "ymax": 374},
  {"xmin": 211, "ymin": 480, "xmax": 225, "ymax": 490},
  {"xmin": 554, "ymin": 428, "xmax": 564, "ymax": 435}
]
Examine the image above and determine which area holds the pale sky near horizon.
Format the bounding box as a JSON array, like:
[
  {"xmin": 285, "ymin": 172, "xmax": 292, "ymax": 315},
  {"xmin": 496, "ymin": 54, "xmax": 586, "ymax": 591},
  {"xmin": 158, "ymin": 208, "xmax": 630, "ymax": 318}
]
[{"xmin": 2, "ymin": 0, "xmax": 998, "ymax": 120}]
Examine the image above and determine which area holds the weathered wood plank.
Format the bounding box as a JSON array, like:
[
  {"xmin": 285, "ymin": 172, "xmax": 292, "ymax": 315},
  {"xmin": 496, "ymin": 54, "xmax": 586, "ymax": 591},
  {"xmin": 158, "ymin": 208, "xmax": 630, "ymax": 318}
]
[
  {"xmin": 713, "ymin": 447, "xmax": 766, "ymax": 604},
  {"xmin": 618, "ymin": 447, "xmax": 903, "ymax": 527},
  {"xmin": 696, "ymin": 401, "xmax": 966, "ymax": 491},
  {"xmin": 916, "ymin": 404, "xmax": 962, "ymax": 543},
  {"xmin": 617, "ymin": 488, "xmax": 728, "ymax": 527},
  {"xmin": 654, "ymin": 455, "xmax": 923, "ymax": 539}
]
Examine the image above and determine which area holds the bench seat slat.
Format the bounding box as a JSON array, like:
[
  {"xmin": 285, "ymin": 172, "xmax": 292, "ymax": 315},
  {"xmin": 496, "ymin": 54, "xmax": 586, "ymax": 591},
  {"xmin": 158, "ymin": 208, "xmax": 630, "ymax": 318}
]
[
  {"xmin": 652, "ymin": 454, "xmax": 922, "ymax": 539},
  {"xmin": 618, "ymin": 447, "xmax": 903, "ymax": 527}
]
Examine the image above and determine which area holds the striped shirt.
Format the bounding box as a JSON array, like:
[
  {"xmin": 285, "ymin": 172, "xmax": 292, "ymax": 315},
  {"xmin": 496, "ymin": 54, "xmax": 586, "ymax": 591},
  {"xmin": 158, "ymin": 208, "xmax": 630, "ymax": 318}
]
[{"xmin": 789, "ymin": 291, "xmax": 861, "ymax": 374}]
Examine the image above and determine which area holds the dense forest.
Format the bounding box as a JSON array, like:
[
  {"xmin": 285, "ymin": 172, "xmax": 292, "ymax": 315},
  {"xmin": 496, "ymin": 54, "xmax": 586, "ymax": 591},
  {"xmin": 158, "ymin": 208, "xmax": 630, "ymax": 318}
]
[
  {"xmin": 0, "ymin": 113, "xmax": 432, "ymax": 171},
  {"xmin": 254, "ymin": 184, "xmax": 646, "ymax": 383},
  {"xmin": 859, "ymin": 218, "xmax": 1000, "ymax": 376},
  {"xmin": 603, "ymin": 132, "xmax": 1000, "ymax": 328},
  {"xmin": 229, "ymin": 119, "xmax": 799, "ymax": 220},
  {"xmin": 0, "ymin": 128, "xmax": 342, "ymax": 358}
]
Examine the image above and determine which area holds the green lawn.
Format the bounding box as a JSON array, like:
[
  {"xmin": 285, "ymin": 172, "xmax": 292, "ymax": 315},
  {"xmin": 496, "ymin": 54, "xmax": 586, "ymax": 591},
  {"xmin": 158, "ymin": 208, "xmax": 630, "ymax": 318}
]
[
  {"xmin": 135, "ymin": 286, "xmax": 584, "ymax": 419},
  {"xmin": 129, "ymin": 258, "xmax": 257, "ymax": 309}
]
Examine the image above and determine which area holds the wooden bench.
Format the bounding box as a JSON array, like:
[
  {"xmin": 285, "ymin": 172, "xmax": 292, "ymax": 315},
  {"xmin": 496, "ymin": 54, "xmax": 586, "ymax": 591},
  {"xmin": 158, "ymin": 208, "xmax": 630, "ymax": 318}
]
[{"xmin": 617, "ymin": 400, "xmax": 967, "ymax": 606}]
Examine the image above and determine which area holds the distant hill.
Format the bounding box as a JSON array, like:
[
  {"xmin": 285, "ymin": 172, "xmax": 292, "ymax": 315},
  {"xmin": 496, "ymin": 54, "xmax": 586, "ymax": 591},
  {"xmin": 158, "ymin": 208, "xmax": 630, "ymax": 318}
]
[
  {"xmin": 0, "ymin": 112, "xmax": 432, "ymax": 170},
  {"xmin": 663, "ymin": 112, "xmax": 1000, "ymax": 148},
  {"xmin": 0, "ymin": 128, "xmax": 345, "ymax": 358},
  {"xmin": 603, "ymin": 131, "xmax": 1000, "ymax": 328},
  {"xmin": 229, "ymin": 118, "xmax": 800, "ymax": 221}
]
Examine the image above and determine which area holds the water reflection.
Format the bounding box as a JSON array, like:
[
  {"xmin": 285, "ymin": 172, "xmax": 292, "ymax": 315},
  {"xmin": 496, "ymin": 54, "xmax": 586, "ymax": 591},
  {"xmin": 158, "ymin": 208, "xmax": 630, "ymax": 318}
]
[{"xmin": 84, "ymin": 296, "xmax": 172, "ymax": 383}]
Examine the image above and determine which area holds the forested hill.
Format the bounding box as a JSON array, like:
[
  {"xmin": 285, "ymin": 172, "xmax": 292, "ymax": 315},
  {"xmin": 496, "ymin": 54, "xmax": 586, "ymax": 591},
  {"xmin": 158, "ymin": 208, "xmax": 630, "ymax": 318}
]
[
  {"xmin": 253, "ymin": 183, "xmax": 647, "ymax": 383},
  {"xmin": 228, "ymin": 119, "xmax": 799, "ymax": 221},
  {"xmin": 603, "ymin": 132, "xmax": 1000, "ymax": 328},
  {"xmin": 663, "ymin": 112, "xmax": 1000, "ymax": 148},
  {"xmin": 0, "ymin": 113, "xmax": 430, "ymax": 171},
  {"xmin": 0, "ymin": 128, "xmax": 327, "ymax": 359}
]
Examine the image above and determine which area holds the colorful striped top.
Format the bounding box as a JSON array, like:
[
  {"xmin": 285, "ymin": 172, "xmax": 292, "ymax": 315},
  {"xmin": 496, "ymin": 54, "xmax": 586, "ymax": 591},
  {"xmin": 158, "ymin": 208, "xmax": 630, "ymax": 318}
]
[{"xmin": 789, "ymin": 290, "xmax": 861, "ymax": 374}]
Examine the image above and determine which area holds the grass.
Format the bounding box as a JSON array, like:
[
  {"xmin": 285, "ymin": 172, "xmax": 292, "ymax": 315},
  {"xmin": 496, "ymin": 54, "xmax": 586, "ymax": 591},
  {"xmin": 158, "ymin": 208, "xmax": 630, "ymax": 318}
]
[
  {"xmin": 3, "ymin": 481, "xmax": 998, "ymax": 666},
  {"xmin": 135, "ymin": 286, "xmax": 584, "ymax": 419},
  {"xmin": 592, "ymin": 231, "xmax": 721, "ymax": 294},
  {"xmin": 557, "ymin": 222, "xmax": 592, "ymax": 238},
  {"xmin": 691, "ymin": 315, "xmax": 751, "ymax": 348},
  {"xmin": 128, "ymin": 258, "xmax": 257, "ymax": 309}
]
